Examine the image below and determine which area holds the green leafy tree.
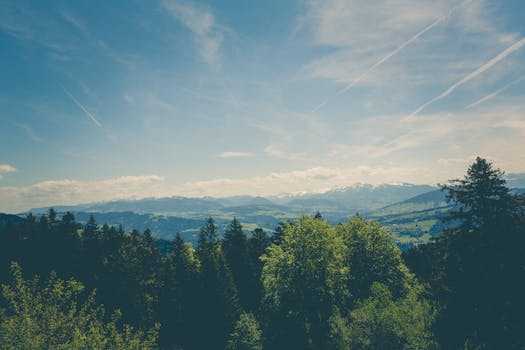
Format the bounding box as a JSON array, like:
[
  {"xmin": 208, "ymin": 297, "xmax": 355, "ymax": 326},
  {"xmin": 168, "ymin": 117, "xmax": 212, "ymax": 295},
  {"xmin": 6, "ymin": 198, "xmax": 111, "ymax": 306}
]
[
  {"xmin": 261, "ymin": 215, "xmax": 349, "ymax": 349},
  {"xmin": 225, "ymin": 313, "xmax": 264, "ymax": 350},
  {"xmin": 339, "ymin": 283, "xmax": 436, "ymax": 350},
  {"xmin": 0, "ymin": 263, "xmax": 158, "ymax": 350},
  {"xmin": 336, "ymin": 216, "xmax": 413, "ymax": 302}
]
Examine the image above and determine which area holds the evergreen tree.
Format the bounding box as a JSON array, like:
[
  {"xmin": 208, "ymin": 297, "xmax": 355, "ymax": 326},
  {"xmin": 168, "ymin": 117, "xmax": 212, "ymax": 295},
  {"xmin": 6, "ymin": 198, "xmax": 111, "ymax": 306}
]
[
  {"xmin": 198, "ymin": 216, "xmax": 219, "ymax": 252},
  {"xmin": 246, "ymin": 228, "xmax": 271, "ymax": 311},
  {"xmin": 195, "ymin": 219, "xmax": 241, "ymax": 349},
  {"xmin": 158, "ymin": 233, "xmax": 199, "ymax": 349},
  {"xmin": 406, "ymin": 157, "xmax": 525, "ymax": 349},
  {"xmin": 222, "ymin": 217, "xmax": 253, "ymax": 310}
]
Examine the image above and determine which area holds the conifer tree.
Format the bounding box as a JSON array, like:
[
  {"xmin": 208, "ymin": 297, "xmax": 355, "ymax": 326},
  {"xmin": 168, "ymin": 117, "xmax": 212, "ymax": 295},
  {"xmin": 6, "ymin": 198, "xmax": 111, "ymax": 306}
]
[
  {"xmin": 222, "ymin": 217, "xmax": 252, "ymax": 310},
  {"xmin": 195, "ymin": 218, "xmax": 241, "ymax": 349}
]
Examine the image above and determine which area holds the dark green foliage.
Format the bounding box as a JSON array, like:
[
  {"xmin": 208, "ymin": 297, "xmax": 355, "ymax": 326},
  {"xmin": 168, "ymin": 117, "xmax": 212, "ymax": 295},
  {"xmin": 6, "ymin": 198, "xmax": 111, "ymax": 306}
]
[
  {"xmin": 333, "ymin": 283, "xmax": 436, "ymax": 350},
  {"xmin": 222, "ymin": 218, "xmax": 257, "ymax": 311},
  {"xmin": 158, "ymin": 233, "xmax": 199, "ymax": 349},
  {"xmin": 336, "ymin": 216, "xmax": 413, "ymax": 302},
  {"xmin": 0, "ymin": 263, "xmax": 158, "ymax": 349},
  {"xmin": 225, "ymin": 313, "xmax": 264, "ymax": 350},
  {"xmin": 195, "ymin": 217, "xmax": 241, "ymax": 349},
  {"xmin": 246, "ymin": 228, "xmax": 271, "ymax": 311},
  {"xmin": 405, "ymin": 157, "xmax": 525, "ymax": 349}
]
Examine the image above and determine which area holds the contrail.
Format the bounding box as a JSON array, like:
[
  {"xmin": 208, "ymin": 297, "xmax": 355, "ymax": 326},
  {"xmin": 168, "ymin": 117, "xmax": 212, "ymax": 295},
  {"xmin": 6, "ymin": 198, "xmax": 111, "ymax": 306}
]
[
  {"xmin": 465, "ymin": 75, "xmax": 525, "ymax": 109},
  {"xmin": 310, "ymin": 0, "xmax": 472, "ymax": 114},
  {"xmin": 61, "ymin": 86, "xmax": 102, "ymax": 127},
  {"xmin": 407, "ymin": 37, "xmax": 525, "ymax": 119}
]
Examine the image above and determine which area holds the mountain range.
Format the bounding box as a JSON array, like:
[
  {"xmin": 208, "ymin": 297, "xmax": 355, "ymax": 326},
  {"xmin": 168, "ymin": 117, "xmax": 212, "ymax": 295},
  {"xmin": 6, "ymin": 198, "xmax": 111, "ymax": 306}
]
[{"xmin": 7, "ymin": 176, "xmax": 523, "ymax": 248}]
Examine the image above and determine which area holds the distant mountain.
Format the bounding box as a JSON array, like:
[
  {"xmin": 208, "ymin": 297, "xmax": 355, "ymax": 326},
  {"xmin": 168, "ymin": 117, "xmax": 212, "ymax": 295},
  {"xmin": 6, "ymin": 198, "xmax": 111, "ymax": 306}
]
[
  {"xmin": 506, "ymin": 173, "xmax": 525, "ymax": 189},
  {"xmin": 30, "ymin": 197, "xmax": 222, "ymax": 215},
  {"xmin": 29, "ymin": 183, "xmax": 437, "ymax": 217},
  {"xmin": 284, "ymin": 183, "xmax": 436, "ymax": 212}
]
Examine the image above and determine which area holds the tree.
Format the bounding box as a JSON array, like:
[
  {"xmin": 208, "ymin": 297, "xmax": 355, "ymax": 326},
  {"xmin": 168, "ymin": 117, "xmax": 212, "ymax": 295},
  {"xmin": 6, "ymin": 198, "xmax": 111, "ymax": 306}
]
[
  {"xmin": 198, "ymin": 216, "xmax": 219, "ymax": 252},
  {"xmin": 440, "ymin": 157, "xmax": 523, "ymax": 230},
  {"xmin": 195, "ymin": 219, "xmax": 241, "ymax": 349},
  {"xmin": 0, "ymin": 263, "xmax": 158, "ymax": 350},
  {"xmin": 406, "ymin": 157, "xmax": 525, "ymax": 349},
  {"xmin": 222, "ymin": 218, "xmax": 253, "ymax": 310},
  {"xmin": 336, "ymin": 216, "xmax": 413, "ymax": 302},
  {"xmin": 339, "ymin": 283, "xmax": 436, "ymax": 350},
  {"xmin": 246, "ymin": 228, "xmax": 271, "ymax": 311},
  {"xmin": 158, "ymin": 233, "xmax": 199, "ymax": 349},
  {"xmin": 261, "ymin": 215, "xmax": 349, "ymax": 349},
  {"xmin": 225, "ymin": 313, "xmax": 264, "ymax": 350}
]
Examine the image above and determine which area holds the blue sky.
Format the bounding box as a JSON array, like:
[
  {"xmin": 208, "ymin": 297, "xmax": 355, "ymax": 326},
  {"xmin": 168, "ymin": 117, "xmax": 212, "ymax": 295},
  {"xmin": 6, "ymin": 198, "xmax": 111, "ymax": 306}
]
[{"xmin": 1, "ymin": 0, "xmax": 525, "ymax": 212}]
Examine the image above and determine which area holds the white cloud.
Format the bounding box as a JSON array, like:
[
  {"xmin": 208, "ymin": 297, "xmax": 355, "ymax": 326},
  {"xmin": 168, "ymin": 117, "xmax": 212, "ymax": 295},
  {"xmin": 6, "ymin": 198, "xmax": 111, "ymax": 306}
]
[
  {"xmin": 218, "ymin": 151, "xmax": 255, "ymax": 158},
  {"xmin": 0, "ymin": 175, "xmax": 165, "ymax": 213},
  {"xmin": 162, "ymin": 0, "xmax": 224, "ymax": 64},
  {"xmin": 264, "ymin": 144, "xmax": 306, "ymax": 160},
  {"xmin": 171, "ymin": 166, "xmax": 435, "ymax": 198},
  {"xmin": 0, "ymin": 165, "xmax": 17, "ymax": 173}
]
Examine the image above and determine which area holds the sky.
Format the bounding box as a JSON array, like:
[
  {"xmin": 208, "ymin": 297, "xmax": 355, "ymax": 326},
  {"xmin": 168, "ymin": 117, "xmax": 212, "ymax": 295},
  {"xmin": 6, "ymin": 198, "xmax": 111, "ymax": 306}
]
[{"xmin": 1, "ymin": 0, "xmax": 525, "ymax": 213}]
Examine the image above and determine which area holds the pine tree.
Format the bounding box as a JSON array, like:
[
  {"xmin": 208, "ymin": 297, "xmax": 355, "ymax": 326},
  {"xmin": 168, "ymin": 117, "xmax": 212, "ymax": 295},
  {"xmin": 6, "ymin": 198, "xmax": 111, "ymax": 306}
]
[
  {"xmin": 195, "ymin": 219, "xmax": 241, "ymax": 349},
  {"xmin": 159, "ymin": 233, "xmax": 199, "ymax": 349},
  {"xmin": 222, "ymin": 218, "xmax": 252, "ymax": 310}
]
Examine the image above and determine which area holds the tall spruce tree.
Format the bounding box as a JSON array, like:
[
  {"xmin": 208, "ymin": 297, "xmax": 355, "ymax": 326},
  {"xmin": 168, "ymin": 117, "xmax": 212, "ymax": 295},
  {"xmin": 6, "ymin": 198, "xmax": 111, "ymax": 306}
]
[
  {"xmin": 159, "ymin": 233, "xmax": 199, "ymax": 349},
  {"xmin": 196, "ymin": 218, "xmax": 241, "ymax": 349},
  {"xmin": 406, "ymin": 157, "xmax": 525, "ymax": 349},
  {"xmin": 222, "ymin": 218, "xmax": 253, "ymax": 310}
]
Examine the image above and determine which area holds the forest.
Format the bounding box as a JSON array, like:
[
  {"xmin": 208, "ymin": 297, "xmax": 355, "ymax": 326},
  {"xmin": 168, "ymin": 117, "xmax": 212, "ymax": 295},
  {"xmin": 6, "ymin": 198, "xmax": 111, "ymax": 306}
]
[{"xmin": 0, "ymin": 157, "xmax": 524, "ymax": 349}]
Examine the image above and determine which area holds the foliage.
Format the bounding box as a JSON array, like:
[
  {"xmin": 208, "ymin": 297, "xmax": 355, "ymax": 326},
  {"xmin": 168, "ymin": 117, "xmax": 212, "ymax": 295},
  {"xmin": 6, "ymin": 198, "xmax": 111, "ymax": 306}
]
[
  {"xmin": 341, "ymin": 283, "xmax": 436, "ymax": 350},
  {"xmin": 261, "ymin": 215, "xmax": 349, "ymax": 349},
  {"xmin": 225, "ymin": 313, "xmax": 264, "ymax": 350},
  {"xmin": 336, "ymin": 216, "xmax": 413, "ymax": 302},
  {"xmin": 405, "ymin": 157, "xmax": 525, "ymax": 349},
  {"xmin": 0, "ymin": 263, "xmax": 158, "ymax": 350}
]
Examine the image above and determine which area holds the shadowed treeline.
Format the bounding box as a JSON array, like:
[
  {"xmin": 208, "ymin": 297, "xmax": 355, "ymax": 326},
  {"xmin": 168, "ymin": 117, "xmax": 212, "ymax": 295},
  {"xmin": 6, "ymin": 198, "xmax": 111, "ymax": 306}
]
[{"xmin": 0, "ymin": 157, "xmax": 523, "ymax": 349}]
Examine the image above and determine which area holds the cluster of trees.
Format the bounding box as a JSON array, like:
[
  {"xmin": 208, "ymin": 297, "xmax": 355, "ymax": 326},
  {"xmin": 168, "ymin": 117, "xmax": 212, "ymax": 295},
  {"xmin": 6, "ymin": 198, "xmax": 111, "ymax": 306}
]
[{"xmin": 0, "ymin": 157, "xmax": 523, "ymax": 349}]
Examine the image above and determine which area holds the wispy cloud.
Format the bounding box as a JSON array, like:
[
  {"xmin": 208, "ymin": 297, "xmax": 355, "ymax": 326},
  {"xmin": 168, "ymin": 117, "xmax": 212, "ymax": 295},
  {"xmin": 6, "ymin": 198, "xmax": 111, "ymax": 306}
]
[
  {"xmin": 61, "ymin": 86, "xmax": 103, "ymax": 127},
  {"xmin": 12, "ymin": 122, "xmax": 44, "ymax": 143},
  {"xmin": 161, "ymin": 0, "xmax": 223, "ymax": 65},
  {"xmin": 311, "ymin": 0, "xmax": 471, "ymax": 113},
  {"xmin": 465, "ymin": 76, "xmax": 525, "ymax": 109},
  {"xmin": 264, "ymin": 144, "xmax": 307, "ymax": 160},
  {"xmin": 0, "ymin": 164, "xmax": 16, "ymax": 181},
  {"xmin": 408, "ymin": 37, "xmax": 525, "ymax": 119},
  {"xmin": 0, "ymin": 165, "xmax": 17, "ymax": 173},
  {"xmin": 218, "ymin": 151, "xmax": 255, "ymax": 158}
]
